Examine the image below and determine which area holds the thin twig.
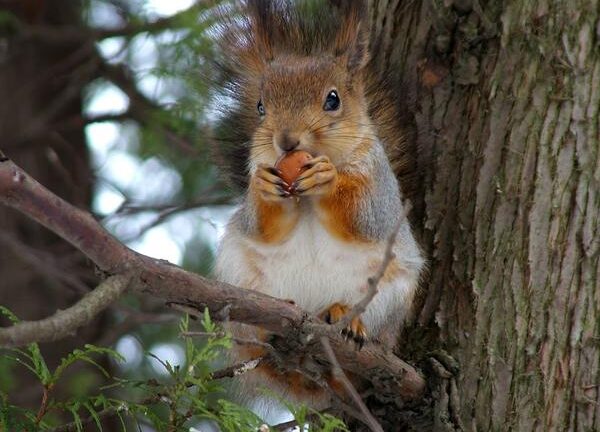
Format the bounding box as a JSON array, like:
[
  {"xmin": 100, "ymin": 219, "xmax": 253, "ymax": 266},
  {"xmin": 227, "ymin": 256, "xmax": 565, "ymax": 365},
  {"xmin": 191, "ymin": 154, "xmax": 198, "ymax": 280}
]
[
  {"xmin": 48, "ymin": 406, "xmax": 125, "ymax": 432},
  {"xmin": 9, "ymin": 54, "xmax": 101, "ymax": 148},
  {"xmin": 55, "ymin": 111, "xmax": 134, "ymax": 130},
  {"xmin": 272, "ymin": 417, "xmax": 300, "ymax": 431},
  {"xmin": 113, "ymin": 195, "xmax": 232, "ymax": 243},
  {"xmin": 181, "ymin": 331, "xmax": 274, "ymax": 350},
  {"xmin": 211, "ymin": 357, "xmax": 264, "ymax": 380},
  {"xmin": 97, "ymin": 310, "xmax": 179, "ymax": 347},
  {"xmin": 114, "ymin": 196, "xmax": 229, "ymax": 215},
  {"xmin": 19, "ymin": 1, "xmax": 209, "ymax": 43},
  {"xmin": 35, "ymin": 385, "xmax": 51, "ymax": 424},
  {"xmin": 338, "ymin": 202, "xmax": 412, "ymax": 330},
  {"xmin": 320, "ymin": 337, "xmax": 383, "ymax": 432},
  {"xmin": 0, "ymin": 231, "xmax": 89, "ymax": 294}
]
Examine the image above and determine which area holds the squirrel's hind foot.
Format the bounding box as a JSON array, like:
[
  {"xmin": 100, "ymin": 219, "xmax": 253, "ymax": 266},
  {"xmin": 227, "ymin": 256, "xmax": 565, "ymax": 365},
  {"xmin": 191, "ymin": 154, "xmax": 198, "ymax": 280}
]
[{"xmin": 321, "ymin": 302, "xmax": 367, "ymax": 349}]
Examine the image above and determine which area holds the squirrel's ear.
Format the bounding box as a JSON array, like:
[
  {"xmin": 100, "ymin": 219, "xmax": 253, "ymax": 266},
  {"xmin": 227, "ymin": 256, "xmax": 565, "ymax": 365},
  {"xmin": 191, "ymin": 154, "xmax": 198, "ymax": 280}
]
[
  {"xmin": 332, "ymin": 0, "xmax": 369, "ymax": 71},
  {"xmin": 247, "ymin": 0, "xmax": 275, "ymax": 62}
]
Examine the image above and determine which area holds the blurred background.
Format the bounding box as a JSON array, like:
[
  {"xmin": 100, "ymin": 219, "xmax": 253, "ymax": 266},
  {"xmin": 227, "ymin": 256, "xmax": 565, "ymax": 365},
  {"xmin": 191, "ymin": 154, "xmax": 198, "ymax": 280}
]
[
  {"xmin": 85, "ymin": 0, "xmax": 233, "ymax": 379},
  {"xmin": 0, "ymin": 0, "xmax": 244, "ymax": 429}
]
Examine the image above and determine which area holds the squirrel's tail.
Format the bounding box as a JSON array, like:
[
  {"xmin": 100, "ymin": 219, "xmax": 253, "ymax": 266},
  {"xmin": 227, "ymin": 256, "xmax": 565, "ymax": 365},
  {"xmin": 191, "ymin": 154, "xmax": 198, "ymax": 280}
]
[{"xmin": 365, "ymin": 68, "xmax": 419, "ymax": 204}]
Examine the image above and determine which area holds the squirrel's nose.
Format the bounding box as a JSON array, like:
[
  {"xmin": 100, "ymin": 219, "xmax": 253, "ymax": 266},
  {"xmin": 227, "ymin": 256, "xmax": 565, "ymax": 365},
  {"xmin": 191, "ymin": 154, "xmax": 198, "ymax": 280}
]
[{"xmin": 277, "ymin": 131, "xmax": 300, "ymax": 152}]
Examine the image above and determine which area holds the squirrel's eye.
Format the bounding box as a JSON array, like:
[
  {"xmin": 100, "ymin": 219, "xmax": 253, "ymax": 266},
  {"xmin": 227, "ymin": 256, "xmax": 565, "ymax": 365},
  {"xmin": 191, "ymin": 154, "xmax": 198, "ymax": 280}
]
[
  {"xmin": 257, "ymin": 100, "xmax": 266, "ymax": 117},
  {"xmin": 323, "ymin": 90, "xmax": 340, "ymax": 111}
]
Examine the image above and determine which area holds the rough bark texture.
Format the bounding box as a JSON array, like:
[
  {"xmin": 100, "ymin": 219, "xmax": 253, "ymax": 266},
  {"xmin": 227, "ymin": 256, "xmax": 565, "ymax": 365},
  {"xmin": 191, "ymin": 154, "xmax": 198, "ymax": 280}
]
[{"xmin": 368, "ymin": 0, "xmax": 599, "ymax": 430}]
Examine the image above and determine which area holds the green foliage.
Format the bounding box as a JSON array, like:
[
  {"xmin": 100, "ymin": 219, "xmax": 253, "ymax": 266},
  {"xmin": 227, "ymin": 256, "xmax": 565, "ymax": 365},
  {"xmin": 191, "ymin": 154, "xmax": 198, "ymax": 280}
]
[
  {"xmin": 0, "ymin": 356, "xmax": 17, "ymax": 394},
  {"xmin": 0, "ymin": 307, "xmax": 129, "ymax": 431},
  {"xmin": 106, "ymin": 0, "xmax": 226, "ymax": 202},
  {"xmin": 267, "ymin": 390, "xmax": 350, "ymax": 432},
  {"xmin": 1, "ymin": 303, "xmax": 347, "ymax": 431},
  {"xmin": 52, "ymin": 345, "xmax": 125, "ymax": 385},
  {"xmin": 105, "ymin": 311, "xmax": 264, "ymax": 431},
  {"xmin": 182, "ymin": 228, "xmax": 217, "ymax": 276},
  {"xmin": 0, "ymin": 306, "xmax": 51, "ymax": 385}
]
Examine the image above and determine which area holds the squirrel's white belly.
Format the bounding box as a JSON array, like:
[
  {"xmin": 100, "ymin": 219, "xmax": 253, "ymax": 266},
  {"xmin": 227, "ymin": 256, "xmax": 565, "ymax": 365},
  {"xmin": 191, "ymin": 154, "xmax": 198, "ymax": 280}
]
[{"xmin": 215, "ymin": 211, "xmax": 419, "ymax": 336}]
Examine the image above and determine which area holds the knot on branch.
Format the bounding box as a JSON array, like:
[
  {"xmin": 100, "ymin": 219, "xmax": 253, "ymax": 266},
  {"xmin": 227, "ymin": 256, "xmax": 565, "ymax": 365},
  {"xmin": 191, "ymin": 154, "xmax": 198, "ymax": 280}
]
[{"xmin": 369, "ymin": 366, "xmax": 408, "ymax": 405}]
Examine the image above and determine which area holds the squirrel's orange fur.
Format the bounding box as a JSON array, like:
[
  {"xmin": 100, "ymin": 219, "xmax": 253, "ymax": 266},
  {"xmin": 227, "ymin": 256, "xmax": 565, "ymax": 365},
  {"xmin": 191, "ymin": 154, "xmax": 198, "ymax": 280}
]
[
  {"xmin": 252, "ymin": 190, "xmax": 298, "ymax": 243},
  {"xmin": 318, "ymin": 171, "xmax": 371, "ymax": 242}
]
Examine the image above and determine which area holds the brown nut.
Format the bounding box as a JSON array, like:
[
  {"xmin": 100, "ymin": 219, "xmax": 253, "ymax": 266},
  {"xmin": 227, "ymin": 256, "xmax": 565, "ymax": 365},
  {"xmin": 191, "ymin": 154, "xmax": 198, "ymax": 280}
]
[{"xmin": 275, "ymin": 150, "xmax": 312, "ymax": 189}]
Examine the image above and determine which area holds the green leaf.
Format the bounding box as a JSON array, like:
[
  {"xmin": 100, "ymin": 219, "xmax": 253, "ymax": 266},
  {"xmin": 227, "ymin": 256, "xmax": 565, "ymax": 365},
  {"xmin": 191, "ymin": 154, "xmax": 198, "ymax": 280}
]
[
  {"xmin": 0, "ymin": 306, "xmax": 51, "ymax": 384},
  {"xmin": 201, "ymin": 307, "xmax": 214, "ymax": 333},
  {"xmin": 0, "ymin": 306, "xmax": 19, "ymax": 323},
  {"xmin": 148, "ymin": 352, "xmax": 176, "ymax": 377},
  {"xmin": 315, "ymin": 413, "xmax": 350, "ymax": 432},
  {"xmin": 115, "ymin": 409, "xmax": 127, "ymax": 432},
  {"xmin": 83, "ymin": 401, "xmax": 102, "ymax": 431},
  {"xmin": 52, "ymin": 344, "xmax": 125, "ymax": 384},
  {"xmin": 211, "ymin": 399, "xmax": 264, "ymax": 432},
  {"xmin": 66, "ymin": 404, "xmax": 84, "ymax": 432},
  {"xmin": 27, "ymin": 342, "xmax": 51, "ymax": 385},
  {"xmin": 4, "ymin": 355, "xmax": 39, "ymax": 380},
  {"xmin": 0, "ymin": 10, "xmax": 19, "ymax": 32}
]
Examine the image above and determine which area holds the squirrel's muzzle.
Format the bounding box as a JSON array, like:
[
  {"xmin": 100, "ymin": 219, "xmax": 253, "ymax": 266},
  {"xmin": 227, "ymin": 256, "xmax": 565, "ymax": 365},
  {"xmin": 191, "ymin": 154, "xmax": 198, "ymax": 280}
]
[{"xmin": 276, "ymin": 129, "xmax": 301, "ymax": 152}]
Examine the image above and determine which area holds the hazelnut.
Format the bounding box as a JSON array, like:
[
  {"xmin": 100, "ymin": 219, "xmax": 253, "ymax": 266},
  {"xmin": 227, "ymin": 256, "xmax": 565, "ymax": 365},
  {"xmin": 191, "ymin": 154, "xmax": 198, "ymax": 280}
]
[{"xmin": 275, "ymin": 150, "xmax": 312, "ymax": 189}]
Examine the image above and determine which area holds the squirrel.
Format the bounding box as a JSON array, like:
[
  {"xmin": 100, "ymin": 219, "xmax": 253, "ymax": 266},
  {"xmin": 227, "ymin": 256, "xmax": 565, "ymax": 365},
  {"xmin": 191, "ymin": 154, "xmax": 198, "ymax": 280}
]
[{"xmin": 211, "ymin": 0, "xmax": 425, "ymax": 422}]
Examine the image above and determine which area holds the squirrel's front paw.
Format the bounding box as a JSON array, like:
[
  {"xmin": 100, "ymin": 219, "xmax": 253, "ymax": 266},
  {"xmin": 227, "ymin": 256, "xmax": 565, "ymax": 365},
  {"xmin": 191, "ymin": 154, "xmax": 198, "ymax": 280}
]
[
  {"xmin": 290, "ymin": 156, "xmax": 337, "ymax": 197},
  {"xmin": 321, "ymin": 302, "xmax": 367, "ymax": 349},
  {"xmin": 253, "ymin": 164, "xmax": 291, "ymax": 202}
]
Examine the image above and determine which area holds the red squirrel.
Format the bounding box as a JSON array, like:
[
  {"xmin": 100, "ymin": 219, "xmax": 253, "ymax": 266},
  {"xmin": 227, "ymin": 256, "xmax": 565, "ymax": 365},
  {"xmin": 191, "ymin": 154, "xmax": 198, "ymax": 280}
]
[{"xmin": 211, "ymin": 0, "xmax": 424, "ymax": 421}]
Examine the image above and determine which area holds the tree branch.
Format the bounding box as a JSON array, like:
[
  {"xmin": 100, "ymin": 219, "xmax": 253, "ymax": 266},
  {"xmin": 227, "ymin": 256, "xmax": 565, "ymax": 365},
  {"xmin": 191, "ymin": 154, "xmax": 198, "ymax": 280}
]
[
  {"xmin": 0, "ymin": 231, "xmax": 89, "ymax": 294},
  {"xmin": 210, "ymin": 357, "xmax": 263, "ymax": 380},
  {"xmin": 320, "ymin": 337, "xmax": 383, "ymax": 432},
  {"xmin": 0, "ymin": 156, "xmax": 426, "ymax": 401},
  {"xmin": 0, "ymin": 274, "xmax": 131, "ymax": 347},
  {"xmin": 19, "ymin": 1, "xmax": 209, "ymax": 44},
  {"xmin": 181, "ymin": 331, "xmax": 274, "ymax": 350}
]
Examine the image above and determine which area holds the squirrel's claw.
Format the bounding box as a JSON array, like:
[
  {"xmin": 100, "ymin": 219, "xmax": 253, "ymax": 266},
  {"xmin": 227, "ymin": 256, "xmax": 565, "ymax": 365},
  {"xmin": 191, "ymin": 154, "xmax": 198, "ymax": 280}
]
[
  {"xmin": 291, "ymin": 156, "xmax": 336, "ymax": 196},
  {"xmin": 350, "ymin": 319, "xmax": 367, "ymax": 349},
  {"xmin": 254, "ymin": 164, "xmax": 291, "ymax": 202},
  {"xmin": 321, "ymin": 302, "xmax": 367, "ymax": 350}
]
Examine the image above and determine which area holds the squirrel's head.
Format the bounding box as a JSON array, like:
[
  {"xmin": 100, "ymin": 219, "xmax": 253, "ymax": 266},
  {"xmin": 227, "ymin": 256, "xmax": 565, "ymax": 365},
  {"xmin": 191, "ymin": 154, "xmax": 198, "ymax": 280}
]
[
  {"xmin": 253, "ymin": 50, "xmax": 372, "ymax": 168},
  {"xmin": 217, "ymin": 0, "xmax": 374, "ymax": 171}
]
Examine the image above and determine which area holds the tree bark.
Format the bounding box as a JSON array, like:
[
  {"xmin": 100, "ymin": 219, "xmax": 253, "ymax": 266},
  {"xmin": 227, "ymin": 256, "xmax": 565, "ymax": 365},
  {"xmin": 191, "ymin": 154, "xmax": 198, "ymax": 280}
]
[{"xmin": 369, "ymin": 0, "xmax": 599, "ymax": 430}]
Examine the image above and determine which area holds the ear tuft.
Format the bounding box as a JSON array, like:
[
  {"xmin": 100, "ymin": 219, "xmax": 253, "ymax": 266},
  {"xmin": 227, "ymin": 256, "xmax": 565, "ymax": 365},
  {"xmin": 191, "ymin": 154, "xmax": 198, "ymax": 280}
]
[
  {"xmin": 332, "ymin": 0, "xmax": 369, "ymax": 71},
  {"xmin": 246, "ymin": 0, "xmax": 276, "ymax": 62}
]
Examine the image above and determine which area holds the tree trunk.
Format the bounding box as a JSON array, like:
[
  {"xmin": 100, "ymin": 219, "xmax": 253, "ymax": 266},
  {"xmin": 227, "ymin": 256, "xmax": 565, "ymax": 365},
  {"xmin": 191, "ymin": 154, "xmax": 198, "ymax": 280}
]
[
  {"xmin": 0, "ymin": 0, "xmax": 104, "ymax": 413},
  {"xmin": 369, "ymin": 0, "xmax": 599, "ymax": 430}
]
